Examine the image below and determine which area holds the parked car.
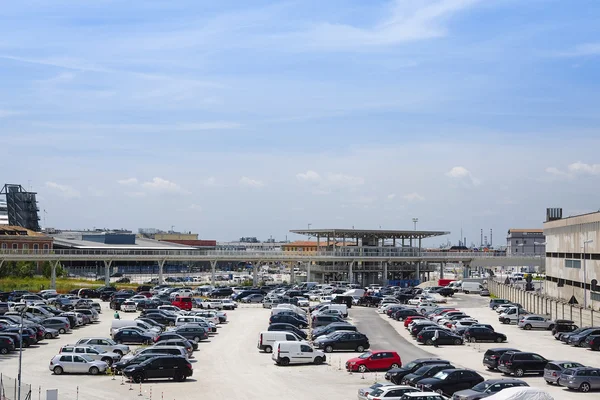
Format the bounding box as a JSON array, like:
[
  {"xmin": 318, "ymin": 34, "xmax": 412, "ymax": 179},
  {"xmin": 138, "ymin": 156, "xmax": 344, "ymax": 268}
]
[
  {"xmin": 543, "ymin": 360, "xmax": 585, "ymax": 385},
  {"xmin": 312, "ymin": 314, "xmax": 345, "ymax": 327},
  {"xmin": 0, "ymin": 336, "xmax": 15, "ymax": 354},
  {"xmin": 113, "ymin": 328, "xmax": 155, "ymax": 345},
  {"xmin": 113, "ymin": 353, "xmax": 165, "ymax": 374},
  {"xmin": 59, "ymin": 344, "xmax": 121, "ymax": 366},
  {"xmin": 582, "ymin": 334, "xmax": 600, "ymax": 351},
  {"xmin": 393, "ymin": 309, "xmax": 423, "ymax": 321},
  {"xmin": 552, "ymin": 320, "xmax": 578, "ymax": 337},
  {"xmin": 49, "ymin": 354, "xmax": 108, "ymax": 375},
  {"xmin": 312, "ymin": 322, "xmax": 356, "ymax": 339},
  {"xmin": 346, "ymin": 351, "xmax": 401, "ymax": 373},
  {"xmin": 120, "ymin": 301, "xmax": 137, "ymax": 313},
  {"xmin": 497, "ymin": 352, "xmax": 548, "ymax": 377},
  {"xmin": 269, "ymin": 314, "xmax": 308, "ymax": 328},
  {"xmin": 567, "ymin": 327, "xmax": 600, "ymax": 347},
  {"xmin": 463, "ymin": 327, "xmax": 507, "ymax": 343},
  {"xmin": 40, "ymin": 317, "xmax": 71, "ymax": 334},
  {"xmin": 357, "ymin": 382, "xmax": 396, "ymax": 400},
  {"xmin": 451, "ymin": 378, "xmax": 529, "ymax": 400},
  {"xmin": 479, "ymin": 289, "xmax": 490, "ymax": 296},
  {"xmin": 402, "ymin": 364, "xmax": 457, "ymax": 386},
  {"xmin": 172, "ymin": 325, "xmax": 209, "ymax": 342},
  {"xmin": 517, "ymin": 315, "xmax": 555, "ymax": 330},
  {"xmin": 558, "ymin": 366, "xmax": 600, "ymax": 392},
  {"xmin": 400, "ymin": 393, "xmax": 445, "ymax": 400},
  {"xmin": 417, "ymin": 329, "xmax": 464, "ymax": 346},
  {"xmin": 123, "ymin": 355, "xmax": 193, "ymax": 382},
  {"xmin": 419, "ymin": 369, "xmax": 484, "ymax": 397},
  {"xmin": 366, "ymin": 385, "xmax": 420, "ymax": 399},
  {"xmin": 272, "ymin": 341, "xmax": 326, "ymax": 366},
  {"xmin": 268, "ymin": 323, "xmax": 308, "ymax": 339},
  {"xmin": 314, "ymin": 331, "xmax": 369, "ymax": 353},
  {"xmin": 75, "ymin": 337, "xmax": 130, "ymax": 356},
  {"xmin": 482, "ymin": 348, "xmax": 521, "ymax": 371},
  {"xmin": 221, "ymin": 299, "xmax": 237, "ymax": 310}
]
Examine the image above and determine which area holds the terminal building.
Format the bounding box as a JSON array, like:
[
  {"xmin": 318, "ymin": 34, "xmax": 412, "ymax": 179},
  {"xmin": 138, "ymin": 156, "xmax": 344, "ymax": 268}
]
[{"xmin": 544, "ymin": 208, "xmax": 600, "ymax": 307}]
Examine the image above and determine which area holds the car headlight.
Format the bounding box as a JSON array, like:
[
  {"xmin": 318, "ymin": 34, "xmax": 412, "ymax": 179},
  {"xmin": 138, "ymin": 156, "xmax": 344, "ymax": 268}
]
[{"xmin": 350, "ymin": 361, "xmax": 356, "ymax": 365}]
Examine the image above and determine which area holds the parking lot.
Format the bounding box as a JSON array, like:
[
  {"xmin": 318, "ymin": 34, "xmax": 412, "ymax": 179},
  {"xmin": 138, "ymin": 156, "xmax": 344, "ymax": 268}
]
[
  {"xmin": 2, "ymin": 293, "xmax": 599, "ymax": 400},
  {"xmin": 380, "ymin": 293, "xmax": 599, "ymax": 400}
]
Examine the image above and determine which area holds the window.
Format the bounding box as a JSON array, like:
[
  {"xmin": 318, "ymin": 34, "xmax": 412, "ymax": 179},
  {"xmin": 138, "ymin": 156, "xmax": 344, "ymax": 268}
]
[
  {"xmin": 300, "ymin": 345, "xmax": 313, "ymax": 352},
  {"xmin": 61, "ymin": 347, "xmax": 73, "ymax": 353},
  {"xmin": 565, "ymin": 259, "xmax": 581, "ymax": 269},
  {"xmin": 33, "ymin": 244, "xmax": 39, "ymax": 251},
  {"xmin": 12, "ymin": 244, "xmax": 18, "ymax": 250},
  {"xmin": 60, "ymin": 355, "xmax": 72, "ymax": 362},
  {"xmin": 75, "ymin": 348, "xmax": 85, "ymax": 353},
  {"xmin": 43, "ymin": 244, "xmax": 49, "ymax": 251},
  {"xmin": 1, "ymin": 243, "xmax": 6, "ymax": 249}
]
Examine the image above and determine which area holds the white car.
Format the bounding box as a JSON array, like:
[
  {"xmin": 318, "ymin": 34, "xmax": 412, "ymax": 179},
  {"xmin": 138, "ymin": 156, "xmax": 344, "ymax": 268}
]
[
  {"xmin": 451, "ymin": 319, "xmax": 479, "ymax": 331},
  {"xmin": 221, "ymin": 299, "xmax": 237, "ymax": 310},
  {"xmin": 120, "ymin": 301, "xmax": 137, "ymax": 312},
  {"xmin": 496, "ymin": 304, "xmax": 517, "ymax": 314},
  {"xmin": 414, "ymin": 302, "xmax": 438, "ymax": 314},
  {"xmin": 75, "ymin": 337, "xmax": 130, "ymax": 356},
  {"xmin": 295, "ymin": 297, "xmax": 310, "ymax": 307},
  {"xmin": 49, "ymin": 354, "xmax": 108, "ymax": 375},
  {"xmin": 170, "ymin": 289, "xmax": 193, "ymax": 299},
  {"xmin": 366, "ymin": 385, "xmax": 420, "ymax": 400},
  {"xmin": 129, "ymin": 295, "xmax": 147, "ymax": 304},
  {"xmin": 407, "ymin": 295, "xmax": 433, "ymax": 306},
  {"xmin": 320, "ymin": 296, "xmax": 333, "ymax": 303},
  {"xmin": 357, "ymin": 382, "xmax": 396, "ymax": 400}
]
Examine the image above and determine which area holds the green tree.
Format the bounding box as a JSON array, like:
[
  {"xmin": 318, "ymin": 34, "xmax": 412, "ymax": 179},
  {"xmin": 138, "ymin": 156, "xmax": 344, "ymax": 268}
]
[
  {"xmin": 41, "ymin": 261, "xmax": 66, "ymax": 278},
  {"xmin": 15, "ymin": 261, "xmax": 35, "ymax": 278}
]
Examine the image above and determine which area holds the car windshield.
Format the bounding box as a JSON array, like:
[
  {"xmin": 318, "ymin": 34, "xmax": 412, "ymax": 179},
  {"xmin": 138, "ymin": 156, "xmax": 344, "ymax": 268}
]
[
  {"xmin": 358, "ymin": 352, "xmax": 372, "ymax": 359},
  {"xmin": 433, "ymin": 371, "xmax": 451, "ymax": 380},
  {"xmin": 404, "ymin": 361, "xmax": 418, "ymax": 370},
  {"xmin": 81, "ymin": 355, "xmax": 94, "ymax": 362},
  {"xmin": 471, "ymin": 382, "xmax": 492, "ymax": 392},
  {"xmin": 561, "ymin": 362, "xmax": 584, "ymax": 368},
  {"xmin": 369, "ymin": 389, "xmax": 384, "ymax": 397},
  {"xmin": 414, "ymin": 366, "xmax": 432, "ymax": 375}
]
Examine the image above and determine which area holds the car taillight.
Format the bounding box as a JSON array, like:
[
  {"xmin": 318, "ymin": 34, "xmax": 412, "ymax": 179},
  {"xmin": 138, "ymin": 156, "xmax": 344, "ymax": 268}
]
[
  {"xmin": 260, "ymin": 334, "xmax": 263, "ymax": 344},
  {"xmin": 490, "ymin": 355, "xmax": 497, "ymax": 359},
  {"xmin": 418, "ymin": 335, "xmax": 423, "ymax": 339},
  {"xmin": 552, "ymin": 372, "xmax": 557, "ymax": 377},
  {"xmin": 505, "ymin": 362, "xmax": 512, "ymax": 366}
]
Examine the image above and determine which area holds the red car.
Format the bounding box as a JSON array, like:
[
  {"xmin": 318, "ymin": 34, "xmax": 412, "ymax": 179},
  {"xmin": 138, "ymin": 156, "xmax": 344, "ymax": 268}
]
[
  {"xmin": 171, "ymin": 296, "xmax": 193, "ymax": 311},
  {"xmin": 404, "ymin": 315, "xmax": 426, "ymax": 328},
  {"xmin": 345, "ymin": 350, "xmax": 401, "ymax": 372}
]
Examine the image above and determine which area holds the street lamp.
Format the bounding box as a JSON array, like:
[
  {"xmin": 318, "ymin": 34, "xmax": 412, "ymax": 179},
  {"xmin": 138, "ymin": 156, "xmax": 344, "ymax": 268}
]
[
  {"xmin": 412, "ymin": 218, "xmax": 418, "ymax": 231},
  {"xmin": 308, "ymin": 223, "xmax": 312, "ymax": 230},
  {"xmin": 14, "ymin": 303, "xmax": 26, "ymax": 400},
  {"xmin": 583, "ymin": 239, "xmax": 593, "ymax": 309}
]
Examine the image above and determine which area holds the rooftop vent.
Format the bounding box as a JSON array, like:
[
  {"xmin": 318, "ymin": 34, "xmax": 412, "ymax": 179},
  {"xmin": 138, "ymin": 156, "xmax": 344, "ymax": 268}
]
[{"xmin": 546, "ymin": 208, "xmax": 563, "ymax": 222}]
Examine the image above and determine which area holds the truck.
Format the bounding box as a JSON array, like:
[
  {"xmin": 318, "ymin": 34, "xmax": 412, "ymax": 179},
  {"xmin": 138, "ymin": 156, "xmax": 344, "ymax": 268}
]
[
  {"xmin": 437, "ymin": 279, "xmax": 455, "ymax": 287},
  {"xmin": 460, "ymin": 281, "xmax": 484, "ymax": 294}
]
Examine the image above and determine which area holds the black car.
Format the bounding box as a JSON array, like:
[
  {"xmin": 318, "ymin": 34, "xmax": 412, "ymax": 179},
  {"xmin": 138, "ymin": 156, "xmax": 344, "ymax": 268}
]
[
  {"xmin": 78, "ymin": 288, "xmax": 99, "ymax": 298},
  {"xmin": 393, "ymin": 309, "xmax": 422, "ymax": 321},
  {"xmin": 452, "ymin": 378, "xmax": 529, "ymax": 400},
  {"xmin": 482, "ymin": 348, "xmax": 520, "ymax": 370},
  {"xmin": 463, "ymin": 327, "xmax": 507, "ymax": 343},
  {"xmin": 551, "ymin": 320, "xmax": 578, "ymax": 336},
  {"xmin": 173, "ymin": 325, "xmax": 209, "ymax": 342},
  {"xmin": 568, "ymin": 327, "xmax": 600, "ymax": 347},
  {"xmin": 113, "ymin": 328, "xmax": 154, "ymax": 345},
  {"xmin": 497, "ymin": 351, "xmax": 547, "ymax": 377},
  {"xmin": 267, "ymin": 323, "xmax": 308, "ymax": 339},
  {"xmin": 436, "ymin": 287, "xmax": 454, "ymax": 297},
  {"xmin": 582, "ymin": 334, "xmax": 600, "ymax": 351},
  {"xmin": 312, "ymin": 315, "xmax": 345, "ymax": 327},
  {"xmin": 455, "ymin": 324, "xmax": 494, "ymax": 336},
  {"xmin": 113, "ymin": 353, "xmax": 161, "ymax": 373},
  {"xmin": 402, "ymin": 364, "xmax": 456, "ymax": 386},
  {"xmin": 386, "ymin": 358, "xmax": 452, "ymax": 385},
  {"xmin": 419, "ymin": 369, "xmax": 484, "ymax": 396},
  {"xmin": 410, "ymin": 322, "xmax": 438, "ymax": 336},
  {"xmin": 110, "ymin": 296, "xmax": 132, "ymax": 310},
  {"xmin": 559, "ymin": 326, "xmax": 592, "ymax": 343},
  {"xmin": 0, "ymin": 336, "xmax": 15, "ymax": 354},
  {"xmin": 269, "ymin": 314, "xmax": 308, "ymax": 328},
  {"xmin": 312, "ymin": 322, "xmax": 356, "ymax": 338},
  {"xmin": 142, "ymin": 313, "xmax": 176, "ymax": 326},
  {"xmin": 209, "ymin": 288, "xmax": 233, "ymax": 298},
  {"xmin": 315, "ymin": 332, "xmax": 369, "ymax": 353},
  {"xmin": 136, "ymin": 300, "xmax": 162, "ymax": 311},
  {"xmin": 123, "ymin": 355, "xmax": 193, "ymax": 382},
  {"xmin": 417, "ymin": 329, "xmax": 463, "ymax": 346}
]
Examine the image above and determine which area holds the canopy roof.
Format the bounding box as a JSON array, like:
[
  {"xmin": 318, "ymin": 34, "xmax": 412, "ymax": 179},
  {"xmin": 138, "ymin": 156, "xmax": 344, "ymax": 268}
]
[{"xmin": 290, "ymin": 228, "xmax": 449, "ymax": 240}]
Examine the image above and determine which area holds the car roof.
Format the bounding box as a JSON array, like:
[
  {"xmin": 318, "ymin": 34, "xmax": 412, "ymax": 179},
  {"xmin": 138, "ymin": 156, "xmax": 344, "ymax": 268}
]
[{"xmin": 402, "ymin": 392, "xmax": 442, "ymax": 398}]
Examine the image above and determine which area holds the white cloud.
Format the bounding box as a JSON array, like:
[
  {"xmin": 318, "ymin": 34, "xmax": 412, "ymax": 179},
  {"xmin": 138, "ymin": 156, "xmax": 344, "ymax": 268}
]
[
  {"xmin": 141, "ymin": 177, "xmax": 187, "ymax": 193},
  {"xmin": 567, "ymin": 162, "xmax": 600, "ymax": 175},
  {"xmin": 327, "ymin": 173, "xmax": 365, "ymax": 187},
  {"xmin": 296, "ymin": 170, "xmax": 321, "ymax": 181},
  {"xmin": 45, "ymin": 182, "xmax": 81, "ymax": 199},
  {"xmin": 446, "ymin": 166, "xmax": 480, "ymax": 186},
  {"xmin": 203, "ymin": 177, "xmax": 217, "ymax": 186},
  {"xmin": 239, "ymin": 176, "xmax": 265, "ymax": 188},
  {"xmin": 117, "ymin": 177, "xmax": 138, "ymax": 186},
  {"xmin": 387, "ymin": 193, "xmax": 397, "ymax": 200},
  {"xmin": 403, "ymin": 192, "xmax": 425, "ymax": 202},
  {"xmin": 189, "ymin": 204, "xmax": 202, "ymax": 211}
]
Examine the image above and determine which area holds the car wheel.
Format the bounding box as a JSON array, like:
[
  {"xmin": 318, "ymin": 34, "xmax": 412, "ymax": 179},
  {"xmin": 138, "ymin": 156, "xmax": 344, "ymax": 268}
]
[
  {"xmin": 174, "ymin": 372, "xmax": 185, "ymax": 382},
  {"xmin": 421, "ymin": 308, "xmax": 427, "ymax": 314},
  {"xmin": 102, "ymin": 358, "xmax": 113, "ymax": 366},
  {"xmin": 524, "ymin": 324, "xmax": 532, "ymax": 330},
  {"xmin": 0, "ymin": 348, "xmax": 8, "ymax": 354},
  {"xmin": 23, "ymin": 341, "xmax": 29, "ymax": 348},
  {"xmin": 496, "ymin": 337, "xmax": 504, "ymax": 343},
  {"xmin": 264, "ymin": 345, "xmax": 273, "ymax": 353},
  {"xmin": 89, "ymin": 366, "xmax": 100, "ymax": 375},
  {"xmin": 356, "ymin": 345, "xmax": 365, "ymax": 352},
  {"xmin": 133, "ymin": 374, "xmax": 144, "ymax": 383},
  {"xmin": 279, "ymin": 357, "xmax": 290, "ymax": 366},
  {"xmin": 436, "ymin": 389, "xmax": 444, "ymax": 395},
  {"xmin": 454, "ymin": 339, "xmax": 462, "ymax": 345},
  {"xmin": 314, "ymin": 356, "xmax": 324, "ymax": 365},
  {"xmin": 548, "ymin": 324, "xmax": 555, "ymax": 331},
  {"xmin": 53, "ymin": 366, "xmax": 63, "ymax": 375},
  {"xmin": 503, "ymin": 318, "xmax": 510, "ymax": 324},
  {"xmin": 514, "ymin": 368, "xmax": 525, "ymax": 377},
  {"xmin": 492, "ymin": 305, "xmax": 498, "ymax": 310},
  {"xmin": 580, "ymin": 382, "xmax": 591, "ymax": 392},
  {"xmin": 358, "ymin": 364, "xmax": 367, "ymax": 373},
  {"xmin": 464, "ymin": 291, "xmax": 470, "ymax": 294},
  {"xmin": 390, "ymin": 363, "xmax": 399, "ymax": 369},
  {"xmin": 45, "ymin": 333, "xmax": 53, "ymax": 339},
  {"xmin": 425, "ymin": 339, "xmax": 433, "ymax": 345},
  {"xmin": 115, "ymin": 339, "xmax": 123, "ymax": 344},
  {"xmin": 545, "ymin": 380, "xmax": 553, "ymax": 385},
  {"xmin": 193, "ymin": 336, "xmax": 200, "ymax": 342},
  {"xmin": 322, "ymin": 345, "xmax": 333, "ymax": 353},
  {"xmin": 58, "ymin": 328, "xmax": 66, "ymax": 334},
  {"xmin": 114, "ymin": 350, "xmax": 123, "ymax": 356}
]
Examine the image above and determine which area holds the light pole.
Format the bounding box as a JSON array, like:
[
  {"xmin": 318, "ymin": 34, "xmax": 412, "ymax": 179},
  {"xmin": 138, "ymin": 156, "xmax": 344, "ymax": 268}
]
[
  {"xmin": 15, "ymin": 304, "xmax": 26, "ymax": 400},
  {"xmin": 412, "ymin": 218, "xmax": 418, "ymax": 231},
  {"xmin": 583, "ymin": 239, "xmax": 593, "ymax": 309},
  {"xmin": 308, "ymin": 223, "xmax": 312, "ymax": 230}
]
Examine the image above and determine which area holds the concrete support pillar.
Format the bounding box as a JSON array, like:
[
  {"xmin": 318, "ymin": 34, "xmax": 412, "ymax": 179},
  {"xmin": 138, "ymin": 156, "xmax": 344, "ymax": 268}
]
[
  {"xmin": 383, "ymin": 262, "xmax": 388, "ymax": 285},
  {"xmin": 307, "ymin": 261, "xmax": 311, "ymax": 282},
  {"xmin": 290, "ymin": 262, "xmax": 295, "ymax": 284},
  {"xmin": 51, "ymin": 260, "xmax": 60, "ymax": 289},
  {"xmin": 393, "ymin": 238, "xmax": 396, "ymax": 247},
  {"xmin": 210, "ymin": 260, "xmax": 217, "ymax": 286},
  {"xmin": 253, "ymin": 261, "xmax": 261, "ymax": 286},
  {"xmin": 348, "ymin": 261, "xmax": 354, "ymax": 283},
  {"xmin": 158, "ymin": 259, "xmax": 165, "ymax": 285},
  {"xmin": 104, "ymin": 260, "xmax": 113, "ymax": 286},
  {"xmin": 440, "ymin": 262, "xmax": 445, "ymax": 279}
]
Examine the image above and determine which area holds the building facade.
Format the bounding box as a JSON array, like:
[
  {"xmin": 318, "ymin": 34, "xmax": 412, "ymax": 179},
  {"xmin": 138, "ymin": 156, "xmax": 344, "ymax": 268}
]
[
  {"xmin": 506, "ymin": 229, "xmax": 545, "ymax": 255},
  {"xmin": 544, "ymin": 212, "xmax": 600, "ymax": 307},
  {"xmin": 0, "ymin": 225, "xmax": 53, "ymax": 251},
  {"xmin": 0, "ymin": 198, "xmax": 8, "ymax": 225}
]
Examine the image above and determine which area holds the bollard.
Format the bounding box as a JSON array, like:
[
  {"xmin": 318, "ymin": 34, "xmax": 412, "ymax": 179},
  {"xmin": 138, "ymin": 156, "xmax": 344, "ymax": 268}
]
[
  {"xmin": 149, "ymin": 386, "xmax": 152, "ymax": 400},
  {"xmin": 112, "ymin": 367, "xmax": 116, "ymax": 380},
  {"xmin": 338, "ymin": 358, "xmax": 341, "ymax": 371},
  {"xmin": 361, "ymin": 371, "xmax": 365, "ymax": 380},
  {"xmin": 139, "ymin": 382, "xmax": 143, "ymax": 396},
  {"xmin": 76, "ymin": 386, "xmax": 79, "ymax": 400},
  {"xmin": 374, "ymin": 372, "xmax": 378, "ymax": 384},
  {"xmin": 38, "ymin": 386, "xmax": 41, "ymax": 400},
  {"xmin": 129, "ymin": 383, "xmax": 133, "ymax": 391},
  {"xmin": 121, "ymin": 374, "xmax": 125, "ymax": 385}
]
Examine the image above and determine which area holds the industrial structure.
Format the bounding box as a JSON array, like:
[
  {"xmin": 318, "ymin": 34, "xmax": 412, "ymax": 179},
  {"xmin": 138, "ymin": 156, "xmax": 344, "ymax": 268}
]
[
  {"xmin": 506, "ymin": 228, "xmax": 546, "ymax": 255},
  {"xmin": 0, "ymin": 196, "xmax": 8, "ymax": 225},
  {"xmin": 544, "ymin": 209, "xmax": 600, "ymax": 307},
  {"xmin": 1, "ymin": 184, "xmax": 41, "ymax": 231}
]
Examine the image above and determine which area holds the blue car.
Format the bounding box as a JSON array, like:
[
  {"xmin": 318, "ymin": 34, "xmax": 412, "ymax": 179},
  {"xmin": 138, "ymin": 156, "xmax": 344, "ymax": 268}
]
[{"xmin": 113, "ymin": 328, "xmax": 154, "ymax": 345}]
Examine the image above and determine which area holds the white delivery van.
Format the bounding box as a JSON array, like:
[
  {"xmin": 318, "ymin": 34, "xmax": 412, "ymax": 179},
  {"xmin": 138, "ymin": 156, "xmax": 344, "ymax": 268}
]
[
  {"xmin": 257, "ymin": 331, "xmax": 305, "ymax": 353},
  {"xmin": 461, "ymin": 282, "xmax": 484, "ymax": 294},
  {"xmin": 343, "ymin": 289, "xmax": 365, "ymax": 298},
  {"xmin": 271, "ymin": 341, "xmax": 326, "ymax": 366}
]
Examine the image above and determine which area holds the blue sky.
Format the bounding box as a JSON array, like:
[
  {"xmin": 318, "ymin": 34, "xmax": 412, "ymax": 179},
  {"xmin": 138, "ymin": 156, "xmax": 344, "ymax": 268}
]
[{"xmin": 2, "ymin": 0, "xmax": 600, "ymax": 245}]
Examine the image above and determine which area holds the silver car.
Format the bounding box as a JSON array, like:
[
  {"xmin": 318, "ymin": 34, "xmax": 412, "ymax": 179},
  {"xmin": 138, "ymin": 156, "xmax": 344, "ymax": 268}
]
[
  {"xmin": 558, "ymin": 367, "xmax": 600, "ymax": 392},
  {"xmin": 49, "ymin": 354, "xmax": 107, "ymax": 375},
  {"xmin": 357, "ymin": 382, "xmax": 395, "ymax": 400},
  {"xmin": 544, "ymin": 361, "xmax": 585, "ymax": 385},
  {"xmin": 76, "ymin": 337, "xmax": 130, "ymax": 356},
  {"xmin": 517, "ymin": 315, "xmax": 554, "ymax": 330}
]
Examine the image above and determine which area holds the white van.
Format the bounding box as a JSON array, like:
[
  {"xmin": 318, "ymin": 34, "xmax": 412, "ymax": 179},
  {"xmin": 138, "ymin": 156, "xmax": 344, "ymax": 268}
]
[
  {"xmin": 257, "ymin": 331, "xmax": 305, "ymax": 353},
  {"xmin": 271, "ymin": 341, "xmax": 326, "ymax": 366},
  {"xmin": 311, "ymin": 304, "xmax": 347, "ymax": 318},
  {"xmin": 461, "ymin": 282, "xmax": 483, "ymax": 294}
]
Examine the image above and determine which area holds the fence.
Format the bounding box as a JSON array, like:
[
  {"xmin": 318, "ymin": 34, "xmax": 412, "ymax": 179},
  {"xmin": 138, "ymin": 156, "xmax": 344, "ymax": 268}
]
[
  {"xmin": 488, "ymin": 280, "xmax": 599, "ymax": 327},
  {"xmin": 0, "ymin": 374, "xmax": 32, "ymax": 400}
]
